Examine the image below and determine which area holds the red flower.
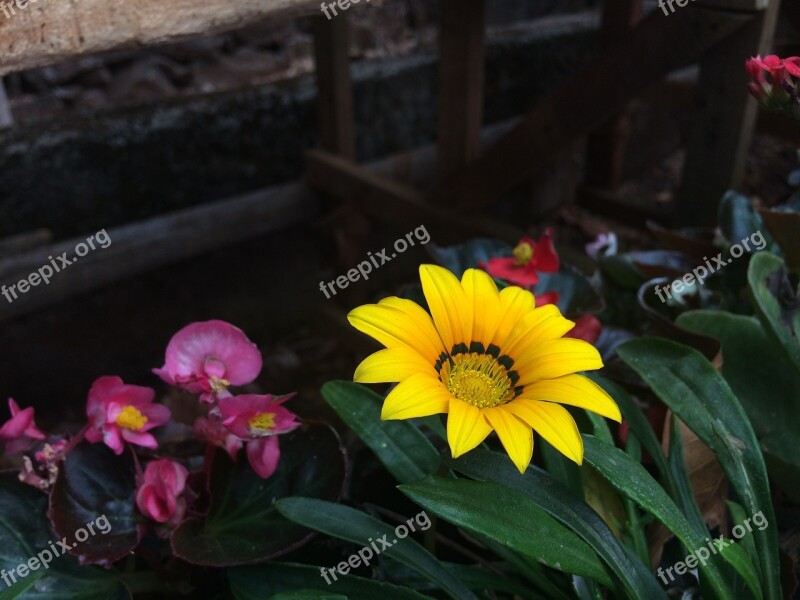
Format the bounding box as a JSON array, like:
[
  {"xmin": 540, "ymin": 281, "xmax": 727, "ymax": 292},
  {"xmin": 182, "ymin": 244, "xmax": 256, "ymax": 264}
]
[
  {"xmin": 482, "ymin": 229, "xmax": 559, "ymax": 287},
  {"xmin": 0, "ymin": 398, "xmax": 46, "ymax": 455},
  {"xmin": 564, "ymin": 314, "xmax": 603, "ymax": 345},
  {"xmin": 136, "ymin": 459, "xmax": 188, "ymax": 526}
]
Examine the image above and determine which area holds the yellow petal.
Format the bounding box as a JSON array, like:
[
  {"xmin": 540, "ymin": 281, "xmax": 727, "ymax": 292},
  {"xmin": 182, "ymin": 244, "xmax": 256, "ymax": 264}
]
[
  {"xmin": 501, "ymin": 304, "xmax": 575, "ymax": 361},
  {"xmin": 491, "ymin": 286, "xmax": 535, "ymax": 349},
  {"xmin": 354, "ymin": 347, "xmax": 437, "ymax": 383},
  {"xmin": 505, "ymin": 400, "xmax": 583, "ymax": 465},
  {"xmin": 483, "ymin": 406, "xmax": 533, "ymax": 473},
  {"xmin": 461, "ymin": 269, "xmax": 502, "ymax": 349},
  {"xmin": 348, "ymin": 297, "xmax": 445, "ymax": 363},
  {"xmin": 519, "ymin": 375, "xmax": 621, "ymax": 422},
  {"xmin": 514, "ymin": 338, "xmax": 604, "ymax": 387},
  {"xmin": 446, "ymin": 397, "xmax": 492, "ymax": 458},
  {"xmin": 381, "ymin": 373, "xmax": 451, "ymax": 420},
  {"xmin": 420, "ymin": 265, "xmax": 472, "ymax": 352}
]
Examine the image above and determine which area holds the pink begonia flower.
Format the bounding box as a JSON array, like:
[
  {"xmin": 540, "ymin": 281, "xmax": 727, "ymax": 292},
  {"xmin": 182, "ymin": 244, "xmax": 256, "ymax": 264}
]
[
  {"xmin": 136, "ymin": 459, "xmax": 189, "ymax": 526},
  {"xmin": 784, "ymin": 57, "xmax": 800, "ymax": 78},
  {"xmin": 193, "ymin": 416, "xmax": 243, "ymax": 460},
  {"xmin": 218, "ymin": 394, "xmax": 300, "ymax": 478},
  {"xmin": 19, "ymin": 439, "xmax": 69, "ymax": 491},
  {"xmin": 0, "ymin": 398, "xmax": 46, "ymax": 454},
  {"xmin": 153, "ymin": 320, "xmax": 263, "ymax": 403},
  {"xmin": 480, "ymin": 229, "xmax": 559, "ymax": 288},
  {"xmin": 85, "ymin": 376, "xmax": 171, "ymax": 455}
]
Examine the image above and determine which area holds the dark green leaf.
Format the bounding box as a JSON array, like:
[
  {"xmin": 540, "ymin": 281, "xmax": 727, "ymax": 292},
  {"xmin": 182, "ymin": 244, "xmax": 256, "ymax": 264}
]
[
  {"xmin": 171, "ymin": 422, "xmax": 346, "ymax": 566},
  {"xmin": 535, "ymin": 265, "xmax": 604, "ymax": 315},
  {"xmin": 48, "ymin": 442, "xmax": 140, "ymax": 566},
  {"xmin": 399, "ymin": 476, "xmax": 614, "ymax": 587},
  {"xmin": 228, "ymin": 563, "xmax": 430, "ymax": 600},
  {"xmin": 276, "ymin": 498, "xmax": 476, "ymax": 600},
  {"xmin": 617, "ymin": 339, "xmax": 781, "ymax": 600},
  {"xmin": 448, "ymin": 449, "xmax": 666, "ymax": 600},
  {"xmin": 322, "ymin": 381, "xmax": 438, "ymax": 484},
  {"xmin": 426, "ymin": 239, "xmax": 511, "ymax": 276},
  {"xmin": 0, "ymin": 474, "xmax": 129, "ymax": 600}
]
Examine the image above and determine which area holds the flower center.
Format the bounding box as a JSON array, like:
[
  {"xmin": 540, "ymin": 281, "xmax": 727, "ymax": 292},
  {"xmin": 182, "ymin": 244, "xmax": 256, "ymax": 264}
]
[
  {"xmin": 513, "ymin": 241, "xmax": 534, "ymax": 266},
  {"xmin": 248, "ymin": 412, "xmax": 276, "ymax": 434},
  {"xmin": 208, "ymin": 375, "xmax": 231, "ymax": 394},
  {"xmin": 440, "ymin": 352, "xmax": 513, "ymax": 409},
  {"xmin": 115, "ymin": 406, "xmax": 148, "ymax": 431}
]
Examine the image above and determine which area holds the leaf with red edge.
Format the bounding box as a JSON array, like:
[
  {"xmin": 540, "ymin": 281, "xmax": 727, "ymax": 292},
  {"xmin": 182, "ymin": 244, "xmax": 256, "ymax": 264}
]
[
  {"xmin": 171, "ymin": 421, "xmax": 346, "ymax": 566},
  {"xmin": 48, "ymin": 441, "xmax": 142, "ymax": 567}
]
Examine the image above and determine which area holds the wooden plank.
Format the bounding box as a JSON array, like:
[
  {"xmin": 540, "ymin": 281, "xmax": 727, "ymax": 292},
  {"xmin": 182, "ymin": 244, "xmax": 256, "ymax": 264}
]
[
  {"xmin": 436, "ymin": 0, "xmax": 485, "ymax": 185},
  {"xmin": 429, "ymin": 6, "xmax": 751, "ymax": 211},
  {"xmin": 306, "ymin": 149, "xmax": 522, "ymax": 242},
  {"xmin": 0, "ymin": 0, "xmax": 319, "ymax": 76},
  {"xmin": 676, "ymin": 0, "xmax": 781, "ymax": 225},
  {"xmin": 0, "ymin": 184, "xmax": 319, "ymax": 321},
  {"xmin": 312, "ymin": 14, "xmax": 356, "ymax": 159},
  {"xmin": 582, "ymin": 0, "xmax": 642, "ymax": 192},
  {"xmin": 0, "ymin": 78, "xmax": 11, "ymax": 127}
]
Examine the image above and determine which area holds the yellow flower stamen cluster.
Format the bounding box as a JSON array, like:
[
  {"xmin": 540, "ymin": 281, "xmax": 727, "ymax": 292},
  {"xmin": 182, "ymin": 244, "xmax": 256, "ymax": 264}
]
[{"xmin": 115, "ymin": 406, "xmax": 148, "ymax": 431}]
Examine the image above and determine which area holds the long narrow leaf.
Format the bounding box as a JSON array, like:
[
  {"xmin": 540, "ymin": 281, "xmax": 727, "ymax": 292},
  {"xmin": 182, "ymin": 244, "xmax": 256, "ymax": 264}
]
[
  {"xmin": 322, "ymin": 381, "xmax": 439, "ymax": 484},
  {"xmin": 617, "ymin": 339, "xmax": 781, "ymax": 600},
  {"xmin": 399, "ymin": 476, "xmax": 614, "ymax": 587},
  {"xmin": 275, "ymin": 498, "xmax": 476, "ymax": 600},
  {"xmin": 449, "ymin": 449, "xmax": 665, "ymax": 599}
]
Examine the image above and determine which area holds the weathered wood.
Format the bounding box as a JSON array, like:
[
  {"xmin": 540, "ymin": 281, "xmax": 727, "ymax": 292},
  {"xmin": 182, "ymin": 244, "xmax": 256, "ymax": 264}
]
[
  {"xmin": 0, "ymin": 78, "xmax": 11, "ymax": 127},
  {"xmin": 429, "ymin": 6, "xmax": 751, "ymax": 211},
  {"xmin": 436, "ymin": 0, "xmax": 485, "ymax": 185},
  {"xmin": 312, "ymin": 14, "xmax": 356, "ymax": 159},
  {"xmin": 0, "ymin": 184, "xmax": 319, "ymax": 321},
  {"xmin": 677, "ymin": 0, "xmax": 781, "ymax": 225},
  {"xmin": 306, "ymin": 149, "xmax": 522, "ymax": 242},
  {"xmin": 0, "ymin": 0, "xmax": 318, "ymax": 75}
]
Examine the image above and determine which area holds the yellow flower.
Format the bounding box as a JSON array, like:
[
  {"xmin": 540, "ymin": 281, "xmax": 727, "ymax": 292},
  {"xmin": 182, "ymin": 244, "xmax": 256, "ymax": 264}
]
[{"xmin": 348, "ymin": 264, "xmax": 621, "ymax": 473}]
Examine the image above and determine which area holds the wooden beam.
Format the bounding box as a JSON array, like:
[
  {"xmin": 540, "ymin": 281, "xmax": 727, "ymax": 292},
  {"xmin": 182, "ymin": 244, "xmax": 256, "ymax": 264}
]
[
  {"xmin": 428, "ymin": 6, "xmax": 751, "ymax": 211},
  {"xmin": 312, "ymin": 14, "xmax": 356, "ymax": 159},
  {"xmin": 0, "ymin": 0, "xmax": 319, "ymax": 76},
  {"xmin": 436, "ymin": 0, "xmax": 485, "ymax": 185},
  {"xmin": 306, "ymin": 149, "xmax": 522, "ymax": 242},
  {"xmin": 676, "ymin": 0, "xmax": 781, "ymax": 225},
  {"xmin": 0, "ymin": 184, "xmax": 319, "ymax": 321}
]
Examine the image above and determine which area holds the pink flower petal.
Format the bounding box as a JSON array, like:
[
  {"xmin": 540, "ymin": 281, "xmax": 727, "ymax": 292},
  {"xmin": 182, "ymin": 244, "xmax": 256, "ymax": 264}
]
[{"xmin": 246, "ymin": 436, "xmax": 281, "ymax": 478}]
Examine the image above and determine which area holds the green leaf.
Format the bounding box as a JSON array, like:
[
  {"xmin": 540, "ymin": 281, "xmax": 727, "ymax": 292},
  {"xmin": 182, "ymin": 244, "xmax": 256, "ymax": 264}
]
[
  {"xmin": 398, "ymin": 476, "xmax": 614, "ymax": 587},
  {"xmin": 718, "ymin": 191, "xmax": 774, "ymax": 251},
  {"xmin": 616, "ymin": 339, "xmax": 781, "ymax": 600},
  {"xmin": 677, "ymin": 310, "xmax": 800, "ymax": 501},
  {"xmin": 269, "ymin": 592, "xmax": 347, "ymax": 600},
  {"xmin": 427, "ymin": 238, "xmax": 511, "ymax": 276},
  {"xmin": 171, "ymin": 422, "xmax": 346, "ymax": 566},
  {"xmin": 535, "ymin": 265, "xmax": 604, "ymax": 315},
  {"xmin": 0, "ymin": 475, "xmax": 129, "ymax": 600},
  {"xmin": 48, "ymin": 442, "xmax": 141, "ymax": 566},
  {"xmin": 582, "ymin": 436, "xmax": 738, "ymax": 600},
  {"xmin": 747, "ymin": 252, "xmax": 800, "ymax": 371},
  {"xmin": 448, "ymin": 449, "xmax": 666, "ymax": 600},
  {"xmin": 322, "ymin": 381, "xmax": 439, "ymax": 484},
  {"xmin": 228, "ymin": 563, "xmax": 430, "ymax": 600},
  {"xmin": 275, "ymin": 498, "xmax": 476, "ymax": 600}
]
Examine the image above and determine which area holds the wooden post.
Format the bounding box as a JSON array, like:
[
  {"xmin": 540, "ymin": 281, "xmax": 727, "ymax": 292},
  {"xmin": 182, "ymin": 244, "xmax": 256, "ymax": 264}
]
[
  {"xmin": 312, "ymin": 14, "xmax": 356, "ymax": 159},
  {"xmin": 436, "ymin": 0, "xmax": 486, "ymax": 187},
  {"xmin": 0, "ymin": 78, "xmax": 12, "ymax": 128},
  {"xmin": 582, "ymin": 0, "xmax": 642, "ymax": 192},
  {"xmin": 676, "ymin": 0, "xmax": 781, "ymax": 225}
]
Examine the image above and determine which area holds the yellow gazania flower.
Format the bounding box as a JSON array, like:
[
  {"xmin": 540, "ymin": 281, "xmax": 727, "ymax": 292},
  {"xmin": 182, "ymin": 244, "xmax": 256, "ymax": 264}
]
[{"xmin": 347, "ymin": 264, "xmax": 621, "ymax": 473}]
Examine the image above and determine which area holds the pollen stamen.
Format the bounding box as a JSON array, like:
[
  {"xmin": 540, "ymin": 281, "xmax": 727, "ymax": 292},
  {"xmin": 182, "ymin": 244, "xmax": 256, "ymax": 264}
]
[{"xmin": 440, "ymin": 352, "xmax": 514, "ymax": 408}]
